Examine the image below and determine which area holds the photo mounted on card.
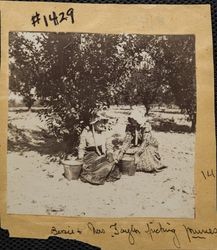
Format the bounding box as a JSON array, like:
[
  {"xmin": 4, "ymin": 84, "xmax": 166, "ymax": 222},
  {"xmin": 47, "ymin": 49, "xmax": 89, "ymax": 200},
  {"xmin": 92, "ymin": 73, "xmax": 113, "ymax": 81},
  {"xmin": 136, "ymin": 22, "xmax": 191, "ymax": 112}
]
[{"xmin": 0, "ymin": 2, "xmax": 216, "ymax": 250}]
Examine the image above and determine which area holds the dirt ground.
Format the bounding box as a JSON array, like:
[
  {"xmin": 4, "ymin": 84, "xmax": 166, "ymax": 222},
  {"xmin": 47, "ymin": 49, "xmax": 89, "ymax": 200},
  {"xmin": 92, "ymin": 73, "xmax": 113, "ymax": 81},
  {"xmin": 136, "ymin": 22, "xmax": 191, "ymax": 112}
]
[{"xmin": 7, "ymin": 107, "xmax": 195, "ymax": 218}]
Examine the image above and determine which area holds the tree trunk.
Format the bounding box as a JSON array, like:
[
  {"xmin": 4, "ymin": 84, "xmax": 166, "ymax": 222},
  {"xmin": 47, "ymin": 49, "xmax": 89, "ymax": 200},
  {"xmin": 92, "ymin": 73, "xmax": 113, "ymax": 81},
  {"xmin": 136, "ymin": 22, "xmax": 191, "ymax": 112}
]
[
  {"xmin": 27, "ymin": 105, "xmax": 32, "ymax": 112},
  {"xmin": 114, "ymin": 97, "xmax": 119, "ymax": 107},
  {"xmin": 145, "ymin": 104, "xmax": 150, "ymax": 116},
  {"xmin": 190, "ymin": 113, "xmax": 196, "ymax": 132},
  {"xmin": 106, "ymin": 99, "xmax": 110, "ymax": 109}
]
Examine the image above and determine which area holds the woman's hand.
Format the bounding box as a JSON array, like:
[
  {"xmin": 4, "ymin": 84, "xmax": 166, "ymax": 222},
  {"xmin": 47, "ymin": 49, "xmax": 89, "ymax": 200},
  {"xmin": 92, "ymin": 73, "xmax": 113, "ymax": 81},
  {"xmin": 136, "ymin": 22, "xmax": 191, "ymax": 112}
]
[
  {"xmin": 114, "ymin": 150, "xmax": 123, "ymax": 163},
  {"xmin": 77, "ymin": 157, "xmax": 84, "ymax": 162},
  {"xmin": 134, "ymin": 154, "xmax": 140, "ymax": 165},
  {"xmin": 107, "ymin": 152, "xmax": 114, "ymax": 163}
]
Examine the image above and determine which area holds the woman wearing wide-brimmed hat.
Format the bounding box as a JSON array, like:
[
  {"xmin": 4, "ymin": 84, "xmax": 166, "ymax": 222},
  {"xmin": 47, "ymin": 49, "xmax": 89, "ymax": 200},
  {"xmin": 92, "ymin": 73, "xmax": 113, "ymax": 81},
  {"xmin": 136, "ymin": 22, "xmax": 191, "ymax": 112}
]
[
  {"xmin": 78, "ymin": 113, "xmax": 121, "ymax": 185},
  {"xmin": 116, "ymin": 110, "xmax": 163, "ymax": 173}
]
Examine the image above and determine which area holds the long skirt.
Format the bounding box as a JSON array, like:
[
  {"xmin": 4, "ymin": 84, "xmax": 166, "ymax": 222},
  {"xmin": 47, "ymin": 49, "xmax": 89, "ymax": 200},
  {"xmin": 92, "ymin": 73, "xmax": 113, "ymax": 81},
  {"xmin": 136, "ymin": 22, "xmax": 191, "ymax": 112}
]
[
  {"xmin": 80, "ymin": 151, "xmax": 121, "ymax": 185},
  {"xmin": 136, "ymin": 146, "xmax": 162, "ymax": 172}
]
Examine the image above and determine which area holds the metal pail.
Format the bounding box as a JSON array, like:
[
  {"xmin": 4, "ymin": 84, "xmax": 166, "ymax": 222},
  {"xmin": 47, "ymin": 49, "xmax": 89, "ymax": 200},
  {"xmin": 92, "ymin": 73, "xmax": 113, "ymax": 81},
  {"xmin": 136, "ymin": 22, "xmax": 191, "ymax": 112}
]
[{"xmin": 62, "ymin": 159, "xmax": 83, "ymax": 180}]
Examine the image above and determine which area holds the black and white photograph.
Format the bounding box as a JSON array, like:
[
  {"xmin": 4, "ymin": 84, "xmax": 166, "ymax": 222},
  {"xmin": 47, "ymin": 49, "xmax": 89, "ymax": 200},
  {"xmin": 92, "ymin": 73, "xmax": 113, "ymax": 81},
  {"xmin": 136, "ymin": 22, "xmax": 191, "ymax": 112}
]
[{"xmin": 7, "ymin": 32, "xmax": 196, "ymax": 218}]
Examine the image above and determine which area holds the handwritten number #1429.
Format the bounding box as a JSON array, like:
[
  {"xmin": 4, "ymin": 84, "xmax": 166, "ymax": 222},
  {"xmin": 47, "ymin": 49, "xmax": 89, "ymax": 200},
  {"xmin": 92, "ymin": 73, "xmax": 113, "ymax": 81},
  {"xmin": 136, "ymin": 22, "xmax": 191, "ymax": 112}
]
[{"xmin": 32, "ymin": 8, "xmax": 74, "ymax": 27}]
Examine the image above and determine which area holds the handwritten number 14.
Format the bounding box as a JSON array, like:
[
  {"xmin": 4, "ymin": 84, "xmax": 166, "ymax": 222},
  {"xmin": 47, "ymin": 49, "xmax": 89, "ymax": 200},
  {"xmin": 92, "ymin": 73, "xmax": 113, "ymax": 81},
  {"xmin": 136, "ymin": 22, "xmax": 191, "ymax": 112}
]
[{"xmin": 201, "ymin": 169, "xmax": 215, "ymax": 180}]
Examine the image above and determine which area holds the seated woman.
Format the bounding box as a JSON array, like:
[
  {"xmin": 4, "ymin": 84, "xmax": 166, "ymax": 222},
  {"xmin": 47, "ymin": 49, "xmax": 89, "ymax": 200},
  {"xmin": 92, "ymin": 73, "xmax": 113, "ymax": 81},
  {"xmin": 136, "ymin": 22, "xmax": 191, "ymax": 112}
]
[
  {"xmin": 78, "ymin": 114, "xmax": 121, "ymax": 185},
  {"xmin": 116, "ymin": 110, "xmax": 163, "ymax": 173}
]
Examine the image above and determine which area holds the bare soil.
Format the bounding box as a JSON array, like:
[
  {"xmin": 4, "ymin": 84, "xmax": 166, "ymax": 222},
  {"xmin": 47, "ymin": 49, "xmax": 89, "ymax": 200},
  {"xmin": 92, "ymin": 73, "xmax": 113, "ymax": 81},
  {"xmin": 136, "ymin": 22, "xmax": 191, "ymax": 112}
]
[{"xmin": 7, "ymin": 107, "xmax": 195, "ymax": 218}]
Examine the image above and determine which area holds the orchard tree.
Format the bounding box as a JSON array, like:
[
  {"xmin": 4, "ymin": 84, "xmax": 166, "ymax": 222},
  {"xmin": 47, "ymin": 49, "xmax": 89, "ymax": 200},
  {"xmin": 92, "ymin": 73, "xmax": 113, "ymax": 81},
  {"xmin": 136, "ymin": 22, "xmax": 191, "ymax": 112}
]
[
  {"xmin": 121, "ymin": 35, "xmax": 168, "ymax": 115},
  {"xmin": 9, "ymin": 32, "xmax": 41, "ymax": 110},
  {"xmin": 9, "ymin": 32, "xmax": 196, "ymax": 159},
  {"xmin": 162, "ymin": 36, "xmax": 196, "ymax": 131},
  {"xmin": 35, "ymin": 32, "xmax": 126, "ymax": 154},
  {"xmin": 23, "ymin": 93, "xmax": 36, "ymax": 111},
  {"xmin": 126, "ymin": 35, "xmax": 196, "ymax": 125}
]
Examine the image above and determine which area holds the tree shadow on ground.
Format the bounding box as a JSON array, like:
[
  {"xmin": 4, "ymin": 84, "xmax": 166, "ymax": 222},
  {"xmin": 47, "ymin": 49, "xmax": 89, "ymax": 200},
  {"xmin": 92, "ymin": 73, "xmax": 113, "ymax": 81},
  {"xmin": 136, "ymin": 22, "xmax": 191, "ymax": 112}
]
[
  {"xmin": 7, "ymin": 115, "xmax": 193, "ymax": 159},
  {"xmin": 152, "ymin": 109, "xmax": 181, "ymax": 114},
  {"xmin": 151, "ymin": 117, "xmax": 192, "ymax": 133},
  {"xmin": 8, "ymin": 123, "xmax": 65, "ymax": 157}
]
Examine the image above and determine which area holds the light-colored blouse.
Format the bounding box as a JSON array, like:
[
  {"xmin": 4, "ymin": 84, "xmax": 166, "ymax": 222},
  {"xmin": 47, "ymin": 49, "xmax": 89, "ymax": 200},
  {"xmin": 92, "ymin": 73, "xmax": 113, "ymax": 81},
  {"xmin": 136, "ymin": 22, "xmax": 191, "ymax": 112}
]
[{"xmin": 78, "ymin": 127, "xmax": 112, "ymax": 159}]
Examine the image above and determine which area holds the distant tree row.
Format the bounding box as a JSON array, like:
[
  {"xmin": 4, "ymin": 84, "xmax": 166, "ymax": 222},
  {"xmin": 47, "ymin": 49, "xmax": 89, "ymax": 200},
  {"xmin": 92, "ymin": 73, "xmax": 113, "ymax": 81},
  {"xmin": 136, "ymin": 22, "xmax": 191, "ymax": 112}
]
[{"xmin": 9, "ymin": 32, "xmax": 196, "ymax": 151}]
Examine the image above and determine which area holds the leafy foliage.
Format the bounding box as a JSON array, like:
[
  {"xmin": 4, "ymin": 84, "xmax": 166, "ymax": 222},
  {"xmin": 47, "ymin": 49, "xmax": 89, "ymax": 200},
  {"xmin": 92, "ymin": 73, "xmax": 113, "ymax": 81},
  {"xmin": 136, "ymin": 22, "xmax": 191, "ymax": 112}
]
[
  {"xmin": 9, "ymin": 32, "xmax": 196, "ymax": 155},
  {"xmin": 9, "ymin": 32, "xmax": 41, "ymax": 110},
  {"xmin": 161, "ymin": 36, "xmax": 196, "ymax": 131}
]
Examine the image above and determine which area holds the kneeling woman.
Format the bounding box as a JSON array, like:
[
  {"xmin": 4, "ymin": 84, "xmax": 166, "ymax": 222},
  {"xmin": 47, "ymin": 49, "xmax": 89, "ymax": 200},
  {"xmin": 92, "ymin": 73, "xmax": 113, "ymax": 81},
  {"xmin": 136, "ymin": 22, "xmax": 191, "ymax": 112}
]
[
  {"xmin": 78, "ymin": 115, "xmax": 121, "ymax": 185},
  {"xmin": 117, "ymin": 111, "xmax": 163, "ymax": 173}
]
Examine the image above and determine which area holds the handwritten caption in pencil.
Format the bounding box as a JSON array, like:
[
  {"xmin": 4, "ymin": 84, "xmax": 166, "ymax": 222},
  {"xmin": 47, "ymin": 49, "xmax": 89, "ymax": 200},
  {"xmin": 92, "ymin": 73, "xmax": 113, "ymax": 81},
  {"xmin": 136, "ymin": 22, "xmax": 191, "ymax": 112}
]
[
  {"xmin": 31, "ymin": 8, "xmax": 74, "ymax": 27},
  {"xmin": 201, "ymin": 169, "xmax": 215, "ymax": 180},
  {"xmin": 50, "ymin": 221, "xmax": 217, "ymax": 248}
]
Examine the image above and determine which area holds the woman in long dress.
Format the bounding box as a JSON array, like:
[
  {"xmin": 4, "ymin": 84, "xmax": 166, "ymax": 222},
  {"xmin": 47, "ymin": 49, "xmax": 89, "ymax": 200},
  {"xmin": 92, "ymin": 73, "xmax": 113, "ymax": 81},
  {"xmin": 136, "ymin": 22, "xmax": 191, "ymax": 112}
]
[
  {"xmin": 78, "ymin": 115, "xmax": 121, "ymax": 185},
  {"xmin": 116, "ymin": 111, "xmax": 163, "ymax": 173}
]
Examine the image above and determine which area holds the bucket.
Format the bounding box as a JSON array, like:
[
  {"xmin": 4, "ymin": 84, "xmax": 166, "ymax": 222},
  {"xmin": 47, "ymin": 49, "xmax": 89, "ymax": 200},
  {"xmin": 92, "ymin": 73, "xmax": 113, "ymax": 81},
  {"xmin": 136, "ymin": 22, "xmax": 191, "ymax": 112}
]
[
  {"xmin": 119, "ymin": 155, "xmax": 136, "ymax": 176},
  {"xmin": 62, "ymin": 159, "xmax": 83, "ymax": 180}
]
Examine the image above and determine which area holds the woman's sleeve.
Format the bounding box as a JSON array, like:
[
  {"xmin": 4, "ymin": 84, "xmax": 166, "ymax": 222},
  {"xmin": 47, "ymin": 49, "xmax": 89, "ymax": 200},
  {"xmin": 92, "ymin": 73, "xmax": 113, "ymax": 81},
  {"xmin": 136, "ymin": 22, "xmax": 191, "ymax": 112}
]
[
  {"xmin": 117, "ymin": 131, "xmax": 133, "ymax": 158},
  {"xmin": 105, "ymin": 134, "xmax": 114, "ymax": 154},
  {"xmin": 78, "ymin": 130, "xmax": 87, "ymax": 159},
  {"xmin": 150, "ymin": 136, "xmax": 159, "ymax": 148},
  {"xmin": 135, "ymin": 132, "xmax": 150, "ymax": 156},
  {"xmin": 121, "ymin": 124, "xmax": 133, "ymax": 150}
]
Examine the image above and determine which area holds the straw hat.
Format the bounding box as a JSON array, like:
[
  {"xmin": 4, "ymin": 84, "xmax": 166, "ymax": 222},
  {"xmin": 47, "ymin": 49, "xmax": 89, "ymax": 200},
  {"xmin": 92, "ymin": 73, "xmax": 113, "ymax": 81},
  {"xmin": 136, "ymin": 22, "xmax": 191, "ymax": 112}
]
[
  {"xmin": 89, "ymin": 113, "xmax": 109, "ymax": 125},
  {"xmin": 129, "ymin": 109, "xmax": 146, "ymax": 126}
]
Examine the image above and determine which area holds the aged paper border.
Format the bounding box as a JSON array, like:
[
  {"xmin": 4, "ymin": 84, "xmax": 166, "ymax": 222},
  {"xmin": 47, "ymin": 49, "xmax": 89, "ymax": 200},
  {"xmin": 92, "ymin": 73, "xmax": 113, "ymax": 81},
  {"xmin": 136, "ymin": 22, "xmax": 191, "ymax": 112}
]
[{"xmin": 0, "ymin": 2, "xmax": 216, "ymax": 249}]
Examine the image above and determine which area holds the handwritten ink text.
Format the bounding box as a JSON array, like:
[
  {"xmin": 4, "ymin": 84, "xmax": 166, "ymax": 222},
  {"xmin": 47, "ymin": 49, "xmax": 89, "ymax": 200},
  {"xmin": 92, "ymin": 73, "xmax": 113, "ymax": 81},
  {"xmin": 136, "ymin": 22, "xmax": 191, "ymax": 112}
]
[
  {"xmin": 144, "ymin": 222, "xmax": 181, "ymax": 249},
  {"xmin": 31, "ymin": 8, "xmax": 74, "ymax": 27}
]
